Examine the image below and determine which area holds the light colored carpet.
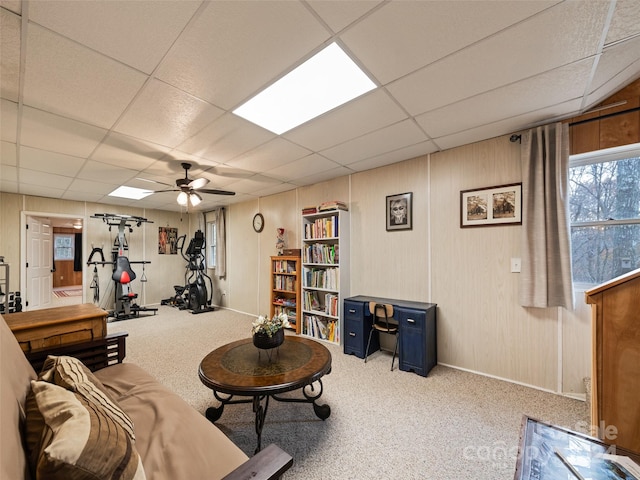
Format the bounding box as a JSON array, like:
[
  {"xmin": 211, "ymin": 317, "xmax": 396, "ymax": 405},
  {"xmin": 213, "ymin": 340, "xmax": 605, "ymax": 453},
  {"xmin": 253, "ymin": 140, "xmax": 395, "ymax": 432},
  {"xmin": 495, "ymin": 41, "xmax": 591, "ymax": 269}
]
[{"xmin": 107, "ymin": 306, "xmax": 589, "ymax": 479}]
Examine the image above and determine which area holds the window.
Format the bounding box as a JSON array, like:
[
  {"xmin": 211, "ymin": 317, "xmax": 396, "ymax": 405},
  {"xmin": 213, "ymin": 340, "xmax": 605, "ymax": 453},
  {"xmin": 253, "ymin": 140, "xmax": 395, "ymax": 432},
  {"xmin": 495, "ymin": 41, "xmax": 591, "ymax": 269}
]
[
  {"xmin": 54, "ymin": 234, "xmax": 75, "ymax": 261},
  {"xmin": 569, "ymin": 143, "xmax": 640, "ymax": 285},
  {"xmin": 207, "ymin": 221, "xmax": 217, "ymax": 269}
]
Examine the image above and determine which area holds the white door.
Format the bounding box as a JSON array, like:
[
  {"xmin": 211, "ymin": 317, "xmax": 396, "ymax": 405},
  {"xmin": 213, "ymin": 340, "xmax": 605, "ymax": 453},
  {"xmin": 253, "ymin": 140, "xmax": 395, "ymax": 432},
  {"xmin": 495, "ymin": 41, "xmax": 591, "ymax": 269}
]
[{"xmin": 26, "ymin": 216, "xmax": 53, "ymax": 310}]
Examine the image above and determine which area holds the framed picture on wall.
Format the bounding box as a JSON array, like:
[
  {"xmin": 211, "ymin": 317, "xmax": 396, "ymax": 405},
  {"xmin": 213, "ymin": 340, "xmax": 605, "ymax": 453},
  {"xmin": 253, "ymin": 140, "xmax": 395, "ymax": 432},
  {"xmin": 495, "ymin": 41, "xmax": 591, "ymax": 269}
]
[
  {"xmin": 386, "ymin": 192, "xmax": 413, "ymax": 231},
  {"xmin": 460, "ymin": 183, "xmax": 522, "ymax": 228}
]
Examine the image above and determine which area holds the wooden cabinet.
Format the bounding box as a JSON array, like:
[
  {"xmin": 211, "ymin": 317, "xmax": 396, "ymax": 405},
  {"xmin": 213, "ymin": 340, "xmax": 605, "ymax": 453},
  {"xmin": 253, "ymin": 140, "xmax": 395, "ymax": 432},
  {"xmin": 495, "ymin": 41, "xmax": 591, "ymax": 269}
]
[
  {"xmin": 270, "ymin": 255, "xmax": 301, "ymax": 334},
  {"xmin": 301, "ymin": 209, "xmax": 349, "ymax": 344},
  {"xmin": 4, "ymin": 303, "xmax": 108, "ymax": 353},
  {"xmin": 585, "ymin": 268, "xmax": 640, "ymax": 453},
  {"xmin": 344, "ymin": 299, "xmax": 377, "ymax": 358}
]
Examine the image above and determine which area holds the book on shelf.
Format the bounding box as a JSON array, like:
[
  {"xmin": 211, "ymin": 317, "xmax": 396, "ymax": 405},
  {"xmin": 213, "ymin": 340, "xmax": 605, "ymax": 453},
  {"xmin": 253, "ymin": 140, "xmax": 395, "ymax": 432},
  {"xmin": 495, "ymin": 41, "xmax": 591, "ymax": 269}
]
[{"xmin": 318, "ymin": 200, "xmax": 348, "ymax": 212}]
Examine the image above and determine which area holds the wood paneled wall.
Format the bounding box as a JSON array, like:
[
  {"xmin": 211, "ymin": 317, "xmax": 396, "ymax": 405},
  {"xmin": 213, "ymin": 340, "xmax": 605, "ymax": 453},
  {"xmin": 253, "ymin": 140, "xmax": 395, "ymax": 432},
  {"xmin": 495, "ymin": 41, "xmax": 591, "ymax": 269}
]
[
  {"xmin": 569, "ymin": 78, "xmax": 640, "ymax": 154},
  {"xmin": 52, "ymin": 227, "xmax": 82, "ymax": 288}
]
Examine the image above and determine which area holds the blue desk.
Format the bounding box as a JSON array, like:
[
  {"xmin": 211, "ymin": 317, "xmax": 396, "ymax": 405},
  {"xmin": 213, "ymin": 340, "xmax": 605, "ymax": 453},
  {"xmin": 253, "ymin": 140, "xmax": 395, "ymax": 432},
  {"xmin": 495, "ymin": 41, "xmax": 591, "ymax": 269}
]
[{"xmin": 343, "ymin": 296, "xmax": 437, "ymax": 377}]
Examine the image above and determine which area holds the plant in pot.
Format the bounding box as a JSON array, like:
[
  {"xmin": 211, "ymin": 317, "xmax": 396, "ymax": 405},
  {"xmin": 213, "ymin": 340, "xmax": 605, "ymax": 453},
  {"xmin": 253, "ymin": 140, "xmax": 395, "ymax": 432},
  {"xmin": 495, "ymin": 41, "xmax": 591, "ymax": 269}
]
[{"xmin": 252, "ymin": 312, "xmax": 290, "ymax": 349}]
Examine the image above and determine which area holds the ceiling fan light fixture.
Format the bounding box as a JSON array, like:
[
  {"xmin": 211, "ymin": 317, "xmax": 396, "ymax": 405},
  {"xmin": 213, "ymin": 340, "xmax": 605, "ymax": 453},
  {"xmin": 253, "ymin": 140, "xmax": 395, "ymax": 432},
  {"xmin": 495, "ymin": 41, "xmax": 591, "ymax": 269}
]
[
  {"xmin": 190, "ymin": 192, "xmax": 202, "ymax": 207},
  {"xmin": 177, "ymin": 191, "xmax": 189, "ymax": 206}
]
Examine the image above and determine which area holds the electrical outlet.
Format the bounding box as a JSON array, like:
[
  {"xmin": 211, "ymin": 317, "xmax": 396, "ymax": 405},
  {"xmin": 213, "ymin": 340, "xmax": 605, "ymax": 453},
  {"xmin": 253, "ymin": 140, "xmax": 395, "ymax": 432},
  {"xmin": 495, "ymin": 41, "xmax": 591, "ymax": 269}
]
[{"xmin": 510, "ymin": 258, "xmax": 521, "ymax": 273}]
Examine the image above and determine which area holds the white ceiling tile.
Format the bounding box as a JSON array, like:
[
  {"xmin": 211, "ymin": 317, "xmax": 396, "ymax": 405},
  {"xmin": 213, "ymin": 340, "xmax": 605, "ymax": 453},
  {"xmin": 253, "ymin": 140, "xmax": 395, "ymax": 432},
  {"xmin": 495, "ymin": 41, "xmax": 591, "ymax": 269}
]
[
  {"xmin": 0, "ymin": 99, "xmax": 18, "ymax": 143},
  {"xmin": 67, "ymin": 178, "xmax": 119, "ymax": 196},
  {"xmin": 1, "ymin": 8, "xmax": 21, "ymax": 102},
  {"xmin": 290, "ymin": 166, "xmax": 353, "ymax": 187},
  {"xmin": 91, "ymin": 133, "xmax": 170, "ymax": 170},
  {"xmin": 266, "ymin": 154, "xmax": 341, "ymax": 182},
  {"xmin": 115, "ymin": 79, "xmax": 225, "ymax": 148},
  {"xmin": 1, "ymin": 141, "xmax": 16, "ymax": 166},
  {"xmin": 23, "ymin": 25, "xmax": 148, "ymax": 129},
  {"xmin": 348, "ymin": 141, "xmax": 436, "ymax": 172},
  {"xmin": 62, "ymin": 190, "xmax": 106, "ymax": 203},
  {"xmin": 0, "ymin": 1, "xmax": 21, "ymax": 15},
  {"xmin": 20, "ymin": 107, "xmax": 107, "ymax": 158},
  {"xmin": 19, "ymin": 168, "xmax": 73, "ymax": 189},
  {"xmin": 605, "ymin": 0, "xmax": 640, "ymax": 46},
  {"xmin": 226, "ymin": 138, "xmax": 311, "ymax": 172},
  {"xmin": 178, "ymin": 113, "xmax": 275, "ymax": 163},
  {"xmin": 307, "ymin": 1, "xmax": 383, "ymax": 33},
  {"xmin": 416, "ymin": 60, "xmax": 594, "ymax": 139},
  {"xmin": 284, "ymin": 89, "xmax": 408, "ymax": 151},
  {"xmin": 388, "ymin": 0, "xmax": 610, "ymax": 116},
  {"xmin": 29, "ymin": 0, "xmax": 201, "ymax": 74},
  {"xmin": 156, "ymin": 1, "xmax": 331, "ymax": 109},
  {"xmin": 341, "ymin": 0, "xmax": 558, "ymax": 84},
  {"xmin": 1, "ymin": 164, "xmax": 17, "ymax": 182},
  {"xmin": 253, "ymin": 182, "xmax": 298, "ymax": 198},
  {"xmin": 586, "ymin": 57, "xmax": 640, "ymax": 109},
  {"xmin": 0, "ymin": 179, "xmax": 19, "ymax": 193},
  {"xmin": 224, "ymin": 175, "xmax": 281, "ymax": 195},
  {"xmin": 321, "ymin": 119, "xmax": 428, "ymax": 165},
  {"xmin": 433, "ymin": 99, "xmax": 583, "ymax": 151},
  {"xmin": 20, "ymin": 146, "xmax": 85, "ymax": 176},
  {"xmin": 590, "ymin": 36, "xmax": 640, "ymax": 94},
  {"xmin": 77, "ymin": 160, "xmax": 138, "ymax": 184},
  {"xmin": 18, "ymin": 183, "xmax": 66, "ymax": 198}
]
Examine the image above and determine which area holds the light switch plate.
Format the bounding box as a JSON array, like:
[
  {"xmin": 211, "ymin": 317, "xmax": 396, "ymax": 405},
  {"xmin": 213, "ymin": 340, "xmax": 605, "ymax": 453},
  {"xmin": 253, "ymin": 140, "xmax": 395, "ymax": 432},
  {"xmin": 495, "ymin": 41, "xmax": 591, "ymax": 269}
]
[{"xmin": 511, "ymin": 258, "xmax": 521, "ymax": 273}]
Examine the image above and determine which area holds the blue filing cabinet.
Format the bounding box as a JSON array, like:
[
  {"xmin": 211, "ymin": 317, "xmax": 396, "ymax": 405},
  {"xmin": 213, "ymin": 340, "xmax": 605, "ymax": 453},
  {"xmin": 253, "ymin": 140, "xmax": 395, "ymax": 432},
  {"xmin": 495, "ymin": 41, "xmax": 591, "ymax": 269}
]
[
  {"xmin": 343, "ymin": 296, "xmax": 437, "ymax": 377},
  {"xmin": 343, "ymin": 299, "xmax": 378, "ymax": 358}
]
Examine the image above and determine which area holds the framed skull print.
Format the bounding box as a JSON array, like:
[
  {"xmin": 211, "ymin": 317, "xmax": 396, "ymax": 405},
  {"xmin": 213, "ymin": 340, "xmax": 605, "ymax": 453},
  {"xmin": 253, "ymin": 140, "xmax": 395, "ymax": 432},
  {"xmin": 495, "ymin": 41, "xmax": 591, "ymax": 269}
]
[{"xmin": 386, "ymin": 192, "xmax": 413, "ymax": 231}]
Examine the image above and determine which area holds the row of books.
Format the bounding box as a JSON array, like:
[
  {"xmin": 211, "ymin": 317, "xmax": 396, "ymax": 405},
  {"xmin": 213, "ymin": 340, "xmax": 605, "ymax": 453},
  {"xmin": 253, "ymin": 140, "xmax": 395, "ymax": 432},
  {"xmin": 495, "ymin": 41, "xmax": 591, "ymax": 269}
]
[
  {"xmin": 273, "ymin": 275, "xmax": 296, "ymax": 292},
  {"xmin": 302, "ymin": 291, "xmax": 339, "ymax": 316},
  {"xmin": 302, "ymin": 201, "xmax": 348, "ymax": 215},
  {"xmin": 303, "ymin": 243, "xmax": 339, "ymax": 264},
  {"xmin": 273, "ymin": 259, "xmax": 296, "ymax": 274},
  {"xmin": 273, "ymin": 296, "xmax": 296, "ymax": 307},
  {"xmin": 304, "ymin": 215, "xmax": 339, "ymax": 239},
  {"xmin": 303, "ymin": 315, "xmax": 339, "ymax": 343},
  {"xmin": 274, "ymin": 305, "xmax": 297, "ymax": 326},
  {"xmin": 303, "ymin": 267, "xmax": 339, "ymax": 290}
]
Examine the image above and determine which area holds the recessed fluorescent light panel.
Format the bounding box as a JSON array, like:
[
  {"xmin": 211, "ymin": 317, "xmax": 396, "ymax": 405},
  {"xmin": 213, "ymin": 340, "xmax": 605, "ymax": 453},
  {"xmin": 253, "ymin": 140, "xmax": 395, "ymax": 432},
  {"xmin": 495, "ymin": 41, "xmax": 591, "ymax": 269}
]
[
  {"xmin": 233, "ymin": 43, "xmax": 376, "ymax": 135},
  {"xmin": 108, "ymin": 186, "xmax": 153, "ymax": 200}
]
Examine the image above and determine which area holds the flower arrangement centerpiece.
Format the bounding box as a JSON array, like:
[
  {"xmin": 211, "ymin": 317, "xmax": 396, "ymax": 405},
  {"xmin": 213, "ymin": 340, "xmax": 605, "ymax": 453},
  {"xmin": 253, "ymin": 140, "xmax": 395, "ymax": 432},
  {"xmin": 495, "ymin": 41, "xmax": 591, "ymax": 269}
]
[{"xmin": 251, "ymin": 312, "xmax": 290, "ymax": 349}]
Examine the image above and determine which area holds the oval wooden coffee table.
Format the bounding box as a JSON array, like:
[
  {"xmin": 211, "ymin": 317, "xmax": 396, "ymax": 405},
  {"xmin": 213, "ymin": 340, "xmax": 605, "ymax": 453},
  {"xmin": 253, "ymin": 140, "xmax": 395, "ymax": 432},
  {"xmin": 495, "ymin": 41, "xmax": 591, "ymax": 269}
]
[{"xmin": 199, "ymin": 335, "xmax": 332, "ymax": 452}]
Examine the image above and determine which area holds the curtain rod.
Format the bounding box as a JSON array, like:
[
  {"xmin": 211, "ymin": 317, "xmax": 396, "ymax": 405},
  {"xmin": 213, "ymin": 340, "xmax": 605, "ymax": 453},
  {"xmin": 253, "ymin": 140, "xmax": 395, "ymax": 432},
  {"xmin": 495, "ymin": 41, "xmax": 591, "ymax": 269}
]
[{"xmin": 510, "ymin": 105, "xmax": 640, "ymax": 143}]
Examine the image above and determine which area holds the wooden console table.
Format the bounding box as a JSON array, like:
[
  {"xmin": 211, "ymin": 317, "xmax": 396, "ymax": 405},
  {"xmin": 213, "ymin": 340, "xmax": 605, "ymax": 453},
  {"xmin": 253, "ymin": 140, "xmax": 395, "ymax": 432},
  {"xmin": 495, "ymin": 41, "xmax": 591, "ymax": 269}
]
[{"xmin": 4, "ymin": 304, "xmax": 108, "ymax": 353}]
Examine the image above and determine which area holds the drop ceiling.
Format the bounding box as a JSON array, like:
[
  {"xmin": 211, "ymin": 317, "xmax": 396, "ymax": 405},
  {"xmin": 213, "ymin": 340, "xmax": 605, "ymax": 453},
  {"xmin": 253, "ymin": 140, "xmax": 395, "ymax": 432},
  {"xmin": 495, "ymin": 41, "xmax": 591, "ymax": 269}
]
[{"xmin": 1, "ymin": 0, "xmax": 639, "ymax": 212}]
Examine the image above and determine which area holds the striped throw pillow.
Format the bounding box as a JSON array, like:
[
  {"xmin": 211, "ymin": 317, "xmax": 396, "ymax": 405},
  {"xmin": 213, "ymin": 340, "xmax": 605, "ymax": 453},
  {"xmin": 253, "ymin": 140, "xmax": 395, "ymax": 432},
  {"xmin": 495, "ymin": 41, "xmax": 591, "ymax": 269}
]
[{"xmin": 29, "ymin": 380, "xmax": 145, "ymax": 480}]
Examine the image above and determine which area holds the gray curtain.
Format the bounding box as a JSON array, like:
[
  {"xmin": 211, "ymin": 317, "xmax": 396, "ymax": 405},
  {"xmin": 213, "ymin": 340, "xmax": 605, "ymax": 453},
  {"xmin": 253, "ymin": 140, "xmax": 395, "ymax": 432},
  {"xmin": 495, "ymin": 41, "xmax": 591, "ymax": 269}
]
[
  {"xmin": 519, "ymin": 122, "xmax": 574, "ymax": 308},
  {"xmin": 214, "ymin": 208, "xmax": 226, "ymax": 278}
]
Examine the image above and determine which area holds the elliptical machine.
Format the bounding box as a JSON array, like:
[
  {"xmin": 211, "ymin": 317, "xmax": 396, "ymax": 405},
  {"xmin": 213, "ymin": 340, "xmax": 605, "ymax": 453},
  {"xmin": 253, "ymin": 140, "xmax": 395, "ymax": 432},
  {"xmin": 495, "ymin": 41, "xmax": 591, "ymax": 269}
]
[{"xmin": 164, "ymin": 230, "xmax": 215, "ymax": 314}]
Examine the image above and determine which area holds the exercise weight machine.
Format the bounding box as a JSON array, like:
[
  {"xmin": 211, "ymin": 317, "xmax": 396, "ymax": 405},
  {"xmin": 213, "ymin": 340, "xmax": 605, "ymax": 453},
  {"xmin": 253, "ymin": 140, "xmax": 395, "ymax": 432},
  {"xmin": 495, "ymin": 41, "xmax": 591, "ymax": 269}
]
[{"xmin": 88, "ymin": 213, "xmax": 157, "ymax": 321}]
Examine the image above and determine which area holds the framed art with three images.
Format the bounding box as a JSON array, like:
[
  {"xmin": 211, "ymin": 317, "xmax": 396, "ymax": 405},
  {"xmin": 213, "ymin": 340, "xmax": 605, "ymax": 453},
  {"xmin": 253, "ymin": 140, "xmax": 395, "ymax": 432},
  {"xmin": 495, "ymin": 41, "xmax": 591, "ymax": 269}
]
[
  {"xmin": 460, "ymin": 183, "xmax": 522, "ymax": 228},
  {"xmin": 386, "ymin": 192, "xmax": 412, "ymax": 231}
]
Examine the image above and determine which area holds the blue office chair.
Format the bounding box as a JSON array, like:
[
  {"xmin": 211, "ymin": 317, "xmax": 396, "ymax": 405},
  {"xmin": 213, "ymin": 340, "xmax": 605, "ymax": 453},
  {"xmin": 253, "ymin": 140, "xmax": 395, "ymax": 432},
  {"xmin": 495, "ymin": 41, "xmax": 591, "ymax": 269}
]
[{"xmin": 364, "ymin": 302, "xmax": 399, "ymax": 371}]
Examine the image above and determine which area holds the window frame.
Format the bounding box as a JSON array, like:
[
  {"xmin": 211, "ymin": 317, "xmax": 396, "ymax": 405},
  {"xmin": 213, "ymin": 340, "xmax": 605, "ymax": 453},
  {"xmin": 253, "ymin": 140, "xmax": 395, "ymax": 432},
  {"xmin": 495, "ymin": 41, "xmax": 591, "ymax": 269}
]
[
  {"xmin": 569, "ymin": 143, "xmax": 640, "ymax": 286},
  {"xmin": 207, "ymin": 221, "xmax": 217, "ymax": 270},
  {"xmin": 53, "ymin": 233, "xmax": 75, "ymax": 261}
]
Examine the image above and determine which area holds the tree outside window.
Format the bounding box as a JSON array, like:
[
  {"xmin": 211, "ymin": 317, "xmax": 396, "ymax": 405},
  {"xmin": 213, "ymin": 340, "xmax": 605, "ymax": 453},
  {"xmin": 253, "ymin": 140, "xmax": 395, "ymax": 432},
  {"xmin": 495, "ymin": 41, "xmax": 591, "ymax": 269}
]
[{"xmin": 569, "ymin": 144, "xmax": 640, "ymax": 285}]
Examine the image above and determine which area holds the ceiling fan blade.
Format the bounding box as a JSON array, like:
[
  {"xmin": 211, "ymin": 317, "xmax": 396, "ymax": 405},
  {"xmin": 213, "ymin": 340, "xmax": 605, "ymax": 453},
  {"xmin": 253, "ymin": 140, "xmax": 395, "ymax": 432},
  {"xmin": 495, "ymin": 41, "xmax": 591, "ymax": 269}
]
[
  {"xmin": 188, "ymin": 177, "xmax": 209, "ymax": 190},
  {"xmin": 146, "ymin": 188, "xmax": 180, "ymax": 194},
  {"xmin": 199, "ymin": 188, "xmax": 236, "ymax": 196}
]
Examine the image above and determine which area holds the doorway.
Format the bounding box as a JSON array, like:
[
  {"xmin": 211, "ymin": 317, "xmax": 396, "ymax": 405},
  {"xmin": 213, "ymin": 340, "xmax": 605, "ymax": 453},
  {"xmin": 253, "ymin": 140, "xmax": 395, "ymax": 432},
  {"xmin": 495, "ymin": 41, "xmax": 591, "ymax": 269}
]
[{"xmin": 21, "ymin": 213, "xmax": 84, "ymax": 311}]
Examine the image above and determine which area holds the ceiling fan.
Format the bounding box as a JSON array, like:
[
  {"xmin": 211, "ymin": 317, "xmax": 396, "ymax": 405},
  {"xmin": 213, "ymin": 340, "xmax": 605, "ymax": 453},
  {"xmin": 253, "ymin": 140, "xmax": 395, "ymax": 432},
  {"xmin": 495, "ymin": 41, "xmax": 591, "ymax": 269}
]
[{"xmin": 144, "ymin": 162, "xmax": 235, "ymax": 207}]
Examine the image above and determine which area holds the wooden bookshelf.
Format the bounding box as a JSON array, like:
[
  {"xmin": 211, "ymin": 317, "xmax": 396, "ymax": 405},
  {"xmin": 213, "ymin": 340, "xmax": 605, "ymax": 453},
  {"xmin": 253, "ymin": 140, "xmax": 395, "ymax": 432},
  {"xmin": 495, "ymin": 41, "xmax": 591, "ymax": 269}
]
[
  {"xmin": 301, "ymin": 209, "xmax": 349, "ymax": 345},
  {"xmin": 269, "ymin": 255, "xmax": 301, "ymax": 334}
]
